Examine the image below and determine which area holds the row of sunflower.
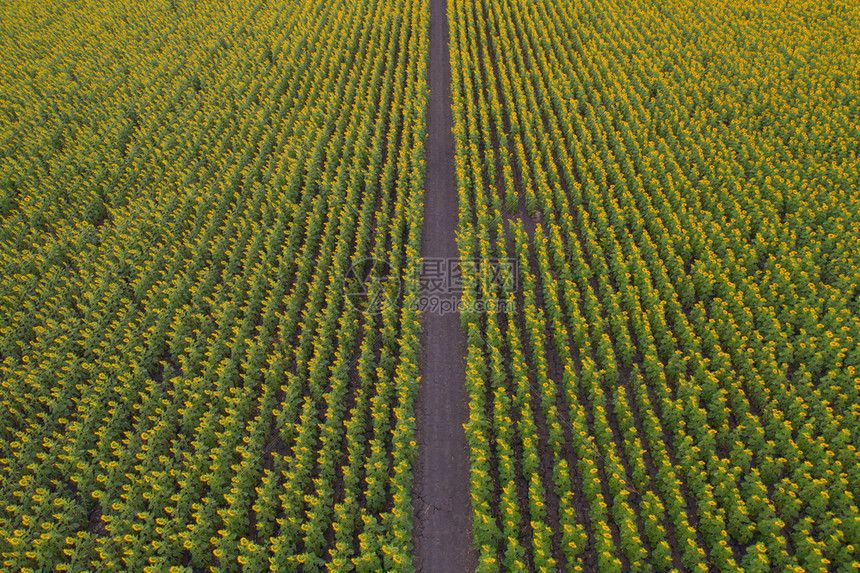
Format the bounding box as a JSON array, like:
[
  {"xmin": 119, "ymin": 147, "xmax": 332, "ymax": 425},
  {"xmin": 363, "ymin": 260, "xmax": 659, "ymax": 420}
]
[
  {"xmin": 0, "ymin": 0, "xmax": 427, "ymax": 570},
  {"xmin": 451, "ymin": 0, "xmax": 858, "ymax": 570}
]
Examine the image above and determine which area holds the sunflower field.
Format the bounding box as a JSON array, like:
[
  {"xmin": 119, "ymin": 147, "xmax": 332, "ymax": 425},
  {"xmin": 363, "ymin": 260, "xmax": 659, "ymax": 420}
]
[
  {"xmin": 450, "ymin": 0, "xmax": 860, "ymax": 570},
  {"xmin": 0, "ymin": 0, "xmax": 427, "ymax": 570},
  {"xmin": 2, "ymin": 0, "xmax": 860, "ymax": 570}
]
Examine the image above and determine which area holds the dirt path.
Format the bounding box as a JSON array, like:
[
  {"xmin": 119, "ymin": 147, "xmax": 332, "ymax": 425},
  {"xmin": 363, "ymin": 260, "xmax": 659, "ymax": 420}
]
[{"xmin": 411, "ymin": 0, "xmax": 477, "ymax": 570}]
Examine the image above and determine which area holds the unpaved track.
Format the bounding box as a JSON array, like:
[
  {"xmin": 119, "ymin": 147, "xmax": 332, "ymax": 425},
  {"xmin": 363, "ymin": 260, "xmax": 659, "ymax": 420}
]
[{"xmin": 411, "ymin": 0, "xmax": 477, "ymax": 570}]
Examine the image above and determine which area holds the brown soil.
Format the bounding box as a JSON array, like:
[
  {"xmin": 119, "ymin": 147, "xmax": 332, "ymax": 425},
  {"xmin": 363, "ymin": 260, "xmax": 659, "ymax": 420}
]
[{"xmin": 410, "ymin": 0, "xmax": 478, "ymax": 571}]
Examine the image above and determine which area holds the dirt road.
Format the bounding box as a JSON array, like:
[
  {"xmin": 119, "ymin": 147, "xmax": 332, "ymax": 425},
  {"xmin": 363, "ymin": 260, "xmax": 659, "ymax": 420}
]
[{"xmin": 410, "ymin": 0, "xmax": 477, "ymax": 570}]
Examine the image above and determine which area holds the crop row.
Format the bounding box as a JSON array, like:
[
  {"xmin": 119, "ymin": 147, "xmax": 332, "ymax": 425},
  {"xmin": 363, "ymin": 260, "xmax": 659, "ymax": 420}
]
[
  {"xmin": 0, "ymin": 0, "xmax": 427, "ymax": 570},
  {"xmin": 450, "ymin": 0, "xmax": 859, "ymax": 571}
]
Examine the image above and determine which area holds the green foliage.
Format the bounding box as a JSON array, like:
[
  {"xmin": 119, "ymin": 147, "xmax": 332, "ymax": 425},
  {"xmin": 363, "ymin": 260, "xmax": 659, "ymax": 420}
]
[{"xmin": 0, "ymin": 0, "xmax": 428, "ymax": 569}]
